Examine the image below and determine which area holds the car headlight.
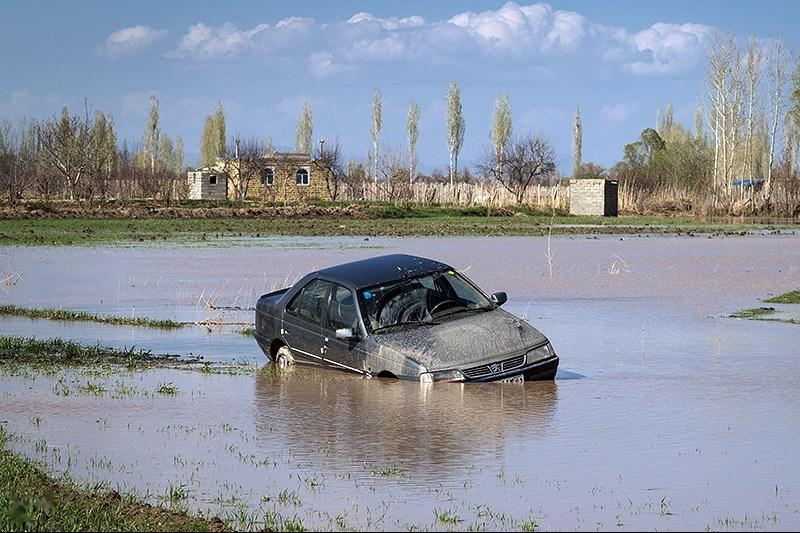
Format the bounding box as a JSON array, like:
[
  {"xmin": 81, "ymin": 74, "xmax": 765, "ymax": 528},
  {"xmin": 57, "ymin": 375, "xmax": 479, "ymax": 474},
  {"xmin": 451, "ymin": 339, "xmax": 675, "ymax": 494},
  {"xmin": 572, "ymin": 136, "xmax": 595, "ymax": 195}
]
[
  {"xmin": 419, "ymin": 369, "xmax": 465, "ymax": 383},
  {"xmin": 527, "ymin": 342, "xmax": 554, "ymax": 362}
]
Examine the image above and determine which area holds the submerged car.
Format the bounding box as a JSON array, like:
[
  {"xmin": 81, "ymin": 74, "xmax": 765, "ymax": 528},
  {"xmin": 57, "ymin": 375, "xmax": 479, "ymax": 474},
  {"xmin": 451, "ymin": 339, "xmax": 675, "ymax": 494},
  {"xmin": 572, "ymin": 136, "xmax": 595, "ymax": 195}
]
[{"xmin": 254, "ymin": 254, "xmax": 558, "ymax": 382}]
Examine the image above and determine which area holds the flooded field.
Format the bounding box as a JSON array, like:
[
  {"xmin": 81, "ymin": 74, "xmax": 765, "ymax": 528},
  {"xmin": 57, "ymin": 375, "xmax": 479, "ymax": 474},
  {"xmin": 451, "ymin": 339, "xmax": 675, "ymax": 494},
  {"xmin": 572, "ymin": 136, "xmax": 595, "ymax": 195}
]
[{"xmin": 2, "ymin": 234, "xmax": 800, "ymax": 530}]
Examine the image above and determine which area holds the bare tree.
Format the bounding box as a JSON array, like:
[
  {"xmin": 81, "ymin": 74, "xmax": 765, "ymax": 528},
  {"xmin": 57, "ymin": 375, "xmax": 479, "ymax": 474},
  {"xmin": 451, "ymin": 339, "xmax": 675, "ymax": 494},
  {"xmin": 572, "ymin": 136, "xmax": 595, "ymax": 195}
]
[
  {"xmin": 85, "ymin": 111, "xmax": 117, "ymax": 201},
  {"xmin": 222, "ymin": 137, "xmax": 263, "ymax": 200},
  {"xmin": 406, "ymin": 101, "xmax": 419, "ymax": 184},
  {"xmin": 38, "ymin": 107, "xmax": 90, "ymax": 200},
  {"xmin": 378, "ymin": 145, "xmax": 411, "ymax": 201},
  {"xmin": 478, "ymin": 134, "xmax": 556, "ymax": 204},
  {"xmin": 445, "ymin": 81, "xmax": 465, "ymax": 186},
  {"xmin": 765, "ymin": 37, "xmax": 789, "ymax": 202},
  {"xmin": 313, "ymin": 137, "xmax": 347, "ymax": 200},
  {"xmin": 0, "ymin": 119, "xmax": 37, "ymax": 206},
  {"xmin": 572, "ymin": 105, "xmax": 582, "ymax": 176},
  {"xmin": 370, "ymin": 89, "xmax": 382, "ymax": 182},
  {"xmin": 706, "ymin": 34, "xmax": 744, "ymax": 200},
  {"xmin": 744, "ymin": 36, "xmax": 763, "ymax": 182}
]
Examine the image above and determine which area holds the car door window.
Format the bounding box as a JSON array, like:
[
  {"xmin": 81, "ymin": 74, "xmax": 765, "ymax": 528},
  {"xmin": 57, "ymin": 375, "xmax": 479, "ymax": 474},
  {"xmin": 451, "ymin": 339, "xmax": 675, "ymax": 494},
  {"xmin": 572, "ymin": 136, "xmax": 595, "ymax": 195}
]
[
  {"xmin": 327, "ymin": 284, "xmax": 358, "ymax": 331},
  {"xmin": 286, "ymin": 279, "xmax": 331, "ymax": 324}
]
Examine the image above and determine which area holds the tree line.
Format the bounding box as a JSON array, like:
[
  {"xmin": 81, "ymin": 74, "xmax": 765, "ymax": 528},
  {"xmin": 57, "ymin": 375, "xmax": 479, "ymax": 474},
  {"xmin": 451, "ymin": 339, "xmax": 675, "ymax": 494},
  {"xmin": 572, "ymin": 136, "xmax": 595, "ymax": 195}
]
[
  {"xmin": 2, "ymin": 33, "xmax": 800, "ymax": 214},
  {"xmin": 0, "ymin": 96, "xmax": 183, "ymax": 205}
]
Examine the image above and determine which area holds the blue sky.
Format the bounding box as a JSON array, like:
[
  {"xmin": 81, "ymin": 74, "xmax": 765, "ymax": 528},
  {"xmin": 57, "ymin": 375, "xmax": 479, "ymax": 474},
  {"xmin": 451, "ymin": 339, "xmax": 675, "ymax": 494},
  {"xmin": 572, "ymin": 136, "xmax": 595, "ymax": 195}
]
[{"xmin": 2, "ymin": 1, "xmax": 798, "ymax": 172}]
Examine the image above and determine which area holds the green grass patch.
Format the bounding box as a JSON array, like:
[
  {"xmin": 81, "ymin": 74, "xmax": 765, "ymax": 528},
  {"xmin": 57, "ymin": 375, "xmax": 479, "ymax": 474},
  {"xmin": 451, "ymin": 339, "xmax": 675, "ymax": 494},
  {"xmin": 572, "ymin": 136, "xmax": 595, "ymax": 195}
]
[
  {"xmin": 0, "ymin": 304, "xmax": 183, "ymax": 329},
  {"xmin": 764, "ymin": 290, "xmax": 800, "ymax": 304},
  {"xmin": 731, "ymin": 307, "xmax": 777, "ymax": 319},
  {"xmin": 0, "ymin": 427, "xmax": 224, "ymax": 532},
  {"xmin": 0, "ymin": 211, "xmax": 794, "ymax": 246},
  {"xmin": 0, "ymin": 336, "xmax": 198, "ymax": 368},
  {"xmin": 157, "ymin": 382, "xmax": 178, "ymax": 395},
  {"xmin": 237, "ymin": 327, "xmax": 255, "ymax": 336}
]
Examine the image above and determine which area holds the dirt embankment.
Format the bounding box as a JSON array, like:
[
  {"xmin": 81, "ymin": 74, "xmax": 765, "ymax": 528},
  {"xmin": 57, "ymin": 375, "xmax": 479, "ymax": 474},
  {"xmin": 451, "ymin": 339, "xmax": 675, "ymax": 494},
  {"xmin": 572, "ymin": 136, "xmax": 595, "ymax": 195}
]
[
  {"xmin": 0, "ymin": 202, "xmax": 371, "ymax": 220},
  {"xmin": 0, "ymin": 201, "xmax": 520, "ymax": 220}
]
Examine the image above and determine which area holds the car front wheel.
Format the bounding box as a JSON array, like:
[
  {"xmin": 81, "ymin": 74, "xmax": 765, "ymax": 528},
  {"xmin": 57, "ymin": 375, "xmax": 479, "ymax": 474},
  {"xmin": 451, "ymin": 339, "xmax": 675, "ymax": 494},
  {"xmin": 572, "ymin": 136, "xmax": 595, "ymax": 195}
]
[{"xmin": 275, "ymin": 345, "xmax": 295, "ymax": 368}]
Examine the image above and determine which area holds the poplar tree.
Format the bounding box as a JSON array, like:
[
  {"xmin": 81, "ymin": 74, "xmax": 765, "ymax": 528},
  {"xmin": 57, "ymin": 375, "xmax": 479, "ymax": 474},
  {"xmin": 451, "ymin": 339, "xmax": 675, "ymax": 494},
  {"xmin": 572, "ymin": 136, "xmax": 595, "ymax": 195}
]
[
  {"xmin": 370, "ymin": 89, "xmax": 382, "ymax": 182},
  {"xmin": 143, "ymin": 95, "xmax": 159, "ymax": 173},
  {"xmin": 295, "ymin": 101, "xmax": 313, "ymax": 155},
  {"xmin": 406, "ymin": 101, "xmax": 420, "ymax": 183},
  {"xmin": 445, "ymin": 81, "xmax": 465, "ymax": 186},
  {"xmin": 572, "ymin": 105, "xmax": 582, "ymax": 176}
]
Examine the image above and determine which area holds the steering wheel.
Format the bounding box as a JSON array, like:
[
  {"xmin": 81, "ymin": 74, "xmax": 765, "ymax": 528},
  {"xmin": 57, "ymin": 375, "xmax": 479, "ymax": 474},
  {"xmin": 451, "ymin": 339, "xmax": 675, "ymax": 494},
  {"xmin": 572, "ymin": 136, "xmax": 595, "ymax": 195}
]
[{"xmin": 429, "ymin": 299, "xmax": 459, "ymax": 316}]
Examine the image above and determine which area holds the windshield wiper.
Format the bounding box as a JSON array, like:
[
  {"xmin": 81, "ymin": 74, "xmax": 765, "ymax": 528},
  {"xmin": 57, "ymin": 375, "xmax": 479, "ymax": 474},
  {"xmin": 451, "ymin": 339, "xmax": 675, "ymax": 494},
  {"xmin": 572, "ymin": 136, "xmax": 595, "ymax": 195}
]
[
  {"xmin": 433, "ymin": 306, "xmax": 491, "ymax": 319},
  {"xmin": 372, "ymin": 318, "xmax": 440, "ymax": 333}
]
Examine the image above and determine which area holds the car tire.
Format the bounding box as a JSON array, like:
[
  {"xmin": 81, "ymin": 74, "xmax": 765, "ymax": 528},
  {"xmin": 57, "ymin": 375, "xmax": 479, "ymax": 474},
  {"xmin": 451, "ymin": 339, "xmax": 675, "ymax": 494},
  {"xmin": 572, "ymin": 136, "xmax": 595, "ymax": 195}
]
[{"xmin": 275, "ymin": 346, "xmax": 295, "ymax": 369}]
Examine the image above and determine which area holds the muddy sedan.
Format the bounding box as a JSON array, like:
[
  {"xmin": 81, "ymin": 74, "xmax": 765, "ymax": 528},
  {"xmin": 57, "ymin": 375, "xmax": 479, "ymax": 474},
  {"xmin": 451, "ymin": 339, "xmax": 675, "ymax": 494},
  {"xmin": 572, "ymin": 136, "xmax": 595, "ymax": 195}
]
[{"xmin": 254, "ymin": 254, "xmax": 558, "ymax": 382}]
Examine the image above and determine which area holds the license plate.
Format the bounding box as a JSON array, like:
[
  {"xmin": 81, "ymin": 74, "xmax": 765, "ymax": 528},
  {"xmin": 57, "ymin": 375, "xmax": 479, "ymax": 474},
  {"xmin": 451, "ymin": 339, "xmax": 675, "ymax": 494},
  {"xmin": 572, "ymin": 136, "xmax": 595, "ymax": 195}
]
[{"xmin": 499, "ymin": 374, "xmax": 524, "ymax": 383}]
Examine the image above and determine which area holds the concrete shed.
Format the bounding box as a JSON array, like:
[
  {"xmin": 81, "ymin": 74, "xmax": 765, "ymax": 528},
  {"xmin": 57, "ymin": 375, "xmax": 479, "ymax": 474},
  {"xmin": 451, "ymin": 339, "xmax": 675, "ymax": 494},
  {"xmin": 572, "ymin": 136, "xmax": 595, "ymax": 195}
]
[
  {"xmin": 188, "ymin": 170, "xmax": 227, "ymax": 200},
  {"xmin": 569, "ymin": 179, "xmax": 618, "ymax": 216}
]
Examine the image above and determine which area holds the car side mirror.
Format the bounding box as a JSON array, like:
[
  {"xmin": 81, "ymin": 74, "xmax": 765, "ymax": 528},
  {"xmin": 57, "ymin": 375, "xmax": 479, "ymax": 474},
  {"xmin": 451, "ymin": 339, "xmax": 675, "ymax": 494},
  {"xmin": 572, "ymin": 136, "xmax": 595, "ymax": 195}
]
[
  {"xmin": 491, "ymin": 292, "xmax": 507, "ymax": 306},
  {"xmin": 335, "ymin": 327, "xmax": 358, "ymax": 341}
]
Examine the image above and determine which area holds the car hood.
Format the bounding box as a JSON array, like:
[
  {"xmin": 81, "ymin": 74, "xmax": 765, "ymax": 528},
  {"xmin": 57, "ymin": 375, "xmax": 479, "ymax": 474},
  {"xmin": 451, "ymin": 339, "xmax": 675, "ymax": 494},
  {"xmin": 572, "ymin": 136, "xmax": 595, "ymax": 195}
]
[{"xmin": 371, "ymin": 307, "xmax": 548, "ymax": 371}]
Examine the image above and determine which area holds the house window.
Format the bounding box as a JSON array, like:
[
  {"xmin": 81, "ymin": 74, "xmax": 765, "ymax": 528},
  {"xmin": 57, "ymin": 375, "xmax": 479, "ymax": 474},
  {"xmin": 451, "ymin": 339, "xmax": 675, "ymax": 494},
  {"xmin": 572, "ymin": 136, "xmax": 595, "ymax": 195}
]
[
  {"xmin": 209, "ymin": 175, "xmax": 217, "ymax": 185},
  {"xmin": 260, "ymin": 168, "xmax": 274, "ymax": 186},
  {"xmin": 296, "ymin": 168, "xmax": 309, "ymax": 186}
]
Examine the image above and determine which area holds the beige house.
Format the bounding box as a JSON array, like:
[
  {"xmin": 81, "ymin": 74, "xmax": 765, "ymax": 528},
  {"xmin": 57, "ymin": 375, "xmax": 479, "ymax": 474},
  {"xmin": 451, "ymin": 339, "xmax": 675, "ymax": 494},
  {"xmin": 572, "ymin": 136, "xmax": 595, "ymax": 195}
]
[
  {"xmin": 217, "ymin": 152, "xmax": 330, "ymax": 202},
  {"xmin": 188, "ymin": 151, "xmax": 331, "ymax": 201}
]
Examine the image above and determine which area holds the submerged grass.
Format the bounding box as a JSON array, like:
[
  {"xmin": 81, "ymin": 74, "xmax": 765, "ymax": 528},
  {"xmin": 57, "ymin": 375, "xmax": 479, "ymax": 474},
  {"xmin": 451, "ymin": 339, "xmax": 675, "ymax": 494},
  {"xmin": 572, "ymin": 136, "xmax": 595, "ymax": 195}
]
[
  {"xmin": 0, "ymin": 427, "xmax": 225, "ymax": 532},
  {"xmin": 0, "ymin": 304, "xmax": 183, "ymax": 329},
  {"xmin": 730, "ymin": 307, "xmax": 799, "ymax": 325},
  {"xmin": 0, "ymin": 336, "xmax": 200, "ymax": 368},
  {"xmin": 764, "ymin": 290, "xmax": 800, "ymax": 304},
  {"xmin": 731, "ymin": 307, "xmax": 777, "ymax": 319}
]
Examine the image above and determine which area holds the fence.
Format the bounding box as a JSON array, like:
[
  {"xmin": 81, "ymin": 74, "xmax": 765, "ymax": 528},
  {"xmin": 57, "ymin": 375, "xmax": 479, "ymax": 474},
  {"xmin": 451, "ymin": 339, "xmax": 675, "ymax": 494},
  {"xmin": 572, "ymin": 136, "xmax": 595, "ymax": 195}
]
[{"xmin": 337, "ymin": 181, "xmax": 570, "ymax": 210}]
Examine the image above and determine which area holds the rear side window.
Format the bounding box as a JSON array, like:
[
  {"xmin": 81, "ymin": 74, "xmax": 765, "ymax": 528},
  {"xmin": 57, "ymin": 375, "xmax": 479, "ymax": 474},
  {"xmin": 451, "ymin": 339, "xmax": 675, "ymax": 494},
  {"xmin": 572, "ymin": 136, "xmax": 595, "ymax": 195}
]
[
  {"xmin": 286, "ymin": 279, "xmax": 331, "ymax": 324},
  {"xmin": 327, "ymin": 284, "xmax": 358, "ymax": 332}
]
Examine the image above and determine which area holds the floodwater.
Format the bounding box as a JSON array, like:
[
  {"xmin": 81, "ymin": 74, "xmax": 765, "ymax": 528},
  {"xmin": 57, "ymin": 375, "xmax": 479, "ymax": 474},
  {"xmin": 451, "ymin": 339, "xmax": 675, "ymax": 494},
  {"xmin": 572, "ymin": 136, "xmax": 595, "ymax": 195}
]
[{"xmin": 1, "ymin": 234, "xmax": 800, "ymax": 530}]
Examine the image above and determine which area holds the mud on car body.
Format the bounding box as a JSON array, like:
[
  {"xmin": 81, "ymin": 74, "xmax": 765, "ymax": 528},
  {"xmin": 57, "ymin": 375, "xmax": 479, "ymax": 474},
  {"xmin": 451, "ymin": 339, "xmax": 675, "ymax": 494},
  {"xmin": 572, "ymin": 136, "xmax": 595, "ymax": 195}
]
[{"xmin": 254, "ymin": 254, "xmax": 558, "ymax": 382}]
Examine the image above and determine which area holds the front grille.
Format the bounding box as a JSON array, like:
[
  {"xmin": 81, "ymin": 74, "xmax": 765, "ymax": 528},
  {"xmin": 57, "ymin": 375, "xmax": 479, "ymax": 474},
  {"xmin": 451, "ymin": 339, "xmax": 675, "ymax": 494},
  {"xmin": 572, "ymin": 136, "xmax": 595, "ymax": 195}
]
[{"xmin": 462, "ymin": 353, "xmax": 526, "ymax": 379}]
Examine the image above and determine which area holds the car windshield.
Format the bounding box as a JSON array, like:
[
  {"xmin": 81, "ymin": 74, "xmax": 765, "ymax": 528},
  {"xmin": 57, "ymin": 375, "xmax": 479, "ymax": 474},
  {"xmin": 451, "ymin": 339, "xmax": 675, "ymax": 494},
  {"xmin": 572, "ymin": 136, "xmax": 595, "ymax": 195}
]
[{"xmin": 359, "ymin": 270, "xmax": 493, "ymax": 333}]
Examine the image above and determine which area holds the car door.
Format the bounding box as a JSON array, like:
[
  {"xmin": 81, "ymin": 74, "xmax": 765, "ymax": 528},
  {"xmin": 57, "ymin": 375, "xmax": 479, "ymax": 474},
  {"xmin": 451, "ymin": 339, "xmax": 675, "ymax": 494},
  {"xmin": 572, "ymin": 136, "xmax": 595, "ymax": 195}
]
[
  {"xmin": 282, "ymin": 278, "xmax": 332, "ymax": 365},
  {"xmin": 321, "ymin": 283, "xmax": 368, "ymax": 374}
]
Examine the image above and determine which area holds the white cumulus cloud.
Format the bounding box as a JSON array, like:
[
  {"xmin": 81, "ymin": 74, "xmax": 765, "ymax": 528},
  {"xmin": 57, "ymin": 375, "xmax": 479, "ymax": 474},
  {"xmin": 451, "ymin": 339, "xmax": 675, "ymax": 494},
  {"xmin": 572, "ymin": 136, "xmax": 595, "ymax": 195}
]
[
  {"xmin": 104, "ymin": 25, "xmax": 167, "ymax": 58},
  {"xmin": 166, "ymin": 3, "xmax": 715, "ymax": 78}
]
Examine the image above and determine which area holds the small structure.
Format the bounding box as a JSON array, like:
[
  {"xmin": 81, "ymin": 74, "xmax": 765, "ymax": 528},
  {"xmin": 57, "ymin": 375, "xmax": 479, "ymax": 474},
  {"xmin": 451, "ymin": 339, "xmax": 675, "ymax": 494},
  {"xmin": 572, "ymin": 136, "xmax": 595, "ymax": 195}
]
[
  {"xmin": 187, "ymin": 169, "xmax": 227, "ymax": 200},
  {"xmin": 569, "ymin": 178, "xmax": 618, "ymax": 216},
  {"xmin": 214, "ymin": 151, "xmax": 330, "ymax": 202}
]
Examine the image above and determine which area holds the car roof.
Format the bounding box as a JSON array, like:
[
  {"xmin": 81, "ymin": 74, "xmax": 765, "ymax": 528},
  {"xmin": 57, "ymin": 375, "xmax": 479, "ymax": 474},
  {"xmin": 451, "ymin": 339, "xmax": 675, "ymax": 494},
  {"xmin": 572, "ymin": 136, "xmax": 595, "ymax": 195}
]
[{"xmin": 315, "ymin": 254, "xmax": 451, "ymax": 289}]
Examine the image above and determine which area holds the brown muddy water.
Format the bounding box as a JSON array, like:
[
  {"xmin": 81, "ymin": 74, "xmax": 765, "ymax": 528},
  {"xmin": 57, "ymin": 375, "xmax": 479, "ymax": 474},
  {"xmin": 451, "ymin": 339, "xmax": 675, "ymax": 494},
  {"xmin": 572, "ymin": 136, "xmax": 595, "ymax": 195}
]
[{"xmin": 1, "ymin": 234, "xmax": 800, "ymax": 530}]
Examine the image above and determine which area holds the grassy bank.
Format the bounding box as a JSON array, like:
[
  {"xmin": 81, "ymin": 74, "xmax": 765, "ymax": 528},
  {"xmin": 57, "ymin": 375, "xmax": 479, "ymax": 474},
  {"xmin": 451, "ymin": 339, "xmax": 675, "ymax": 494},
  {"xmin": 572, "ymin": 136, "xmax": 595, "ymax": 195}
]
[
  {"xmin": 764, "ymin": 290, "xmax": 800, "ymax": 304},
  {"xmin": 0, "ymin": 213, "xmax": 793, "ymax": 246},
  {"xmin": 730, "ymin": 289, "xmax": 800, "ymax": 325},
  {"xmin": 0, "ymin": 336, "xmax": 199, "ymax": 368},
  {"xmin": 0, "ymin": 427, "xmax": 224, "ymax": 532},
  {"xmin": 0, "ymin": 304, "xmax": 184, "ymax": 329}
]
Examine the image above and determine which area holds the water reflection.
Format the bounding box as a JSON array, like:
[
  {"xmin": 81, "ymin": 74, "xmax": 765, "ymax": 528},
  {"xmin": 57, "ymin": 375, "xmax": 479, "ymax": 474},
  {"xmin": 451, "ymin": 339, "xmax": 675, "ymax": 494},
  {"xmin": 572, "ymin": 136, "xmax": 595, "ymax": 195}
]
[{"xmin": 253, "ymin": 366, "xmax": 557, "ymax": 480}]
